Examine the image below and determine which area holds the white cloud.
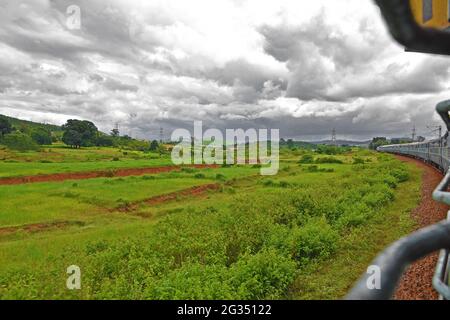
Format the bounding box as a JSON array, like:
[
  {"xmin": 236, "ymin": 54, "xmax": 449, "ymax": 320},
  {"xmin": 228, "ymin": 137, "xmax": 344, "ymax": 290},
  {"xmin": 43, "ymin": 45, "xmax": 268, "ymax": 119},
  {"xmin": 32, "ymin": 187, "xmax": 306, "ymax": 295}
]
[{"xmin": 0, "ymin": 0, "xmax": 448, "ymax": 140}]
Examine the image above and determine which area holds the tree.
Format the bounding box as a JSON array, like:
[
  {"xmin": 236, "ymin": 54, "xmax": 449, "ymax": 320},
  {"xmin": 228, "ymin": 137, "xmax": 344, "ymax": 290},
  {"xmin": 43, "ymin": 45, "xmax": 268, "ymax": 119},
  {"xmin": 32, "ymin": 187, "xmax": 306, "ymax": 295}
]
[
  {"xmin": 111, "ymin": 128, "xmax": 120, "ymax": 137},
  {"xmin": 287, "ymin": 139, "xmax": 295, "ymax": 149},
  {"xmin": 369, "ymin": 137, "xmax": 389, "ymax": 150},
  {"xmin": 149, "ymin": 140, "xmax": 159, "ymax": 151},
  {"xmin": 96, "ymin": 135, "xmax": 114, "ymax": 147},
  {"xmin": 31, "ymin": 127, "xmax": 52, "ymax": 145},
  {"xmin": 62, "ymin": 119, "xmax": 98, "ymax": 148},
  {"xmin": 0, "ymin": 132, "xmax": 39, "ymax": 151},
  {"xmin": 0, "ymin": 116, "xmax": 12, "ymax": 137}
]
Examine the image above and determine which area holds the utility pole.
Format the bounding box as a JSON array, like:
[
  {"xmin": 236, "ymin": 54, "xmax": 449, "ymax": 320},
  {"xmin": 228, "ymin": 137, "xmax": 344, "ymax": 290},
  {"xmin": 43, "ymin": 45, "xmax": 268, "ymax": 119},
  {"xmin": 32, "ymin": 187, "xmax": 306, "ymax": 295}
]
[
  {"xmin": 427, "ymin": 125, "xmax": 442, "ymax": 146},
  {"xmin": 331, "ymin": 128, "xmax": 337, "ymax": 146},
  {"xmin": 159, "ymin": 127, "xmax": 164, "ymax": 143}
]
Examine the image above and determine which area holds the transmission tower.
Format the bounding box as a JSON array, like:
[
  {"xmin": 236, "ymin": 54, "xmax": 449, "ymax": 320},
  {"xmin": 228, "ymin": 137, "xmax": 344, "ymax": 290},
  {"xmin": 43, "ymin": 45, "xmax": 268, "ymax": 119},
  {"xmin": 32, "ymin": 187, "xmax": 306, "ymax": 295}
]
[
  {"xmin": 412, "ymin": 124, "xmax": 416, "ymax": 142},
  {"xmin": 159, "ymin": 127, "xmax": 164, "ymax": 143},
  {"xmin": 427, "ymin": 125, "xmax": 442, "ymax": 145},
  {"xmin": 331, "ymin": 128, "xmax": 337, "ymax": 146}
]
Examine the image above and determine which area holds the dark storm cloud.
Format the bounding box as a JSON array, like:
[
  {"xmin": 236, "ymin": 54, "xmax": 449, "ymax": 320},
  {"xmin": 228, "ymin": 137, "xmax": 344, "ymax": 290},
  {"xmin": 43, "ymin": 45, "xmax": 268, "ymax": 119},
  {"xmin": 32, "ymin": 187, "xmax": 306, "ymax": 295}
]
[
  {"xmin": 260, "ymin": 13, "xmax": 450, "ymax": 103},
  {"xmin": 0, "ymin": 0, "xmax": 449, "ymax": 141}
]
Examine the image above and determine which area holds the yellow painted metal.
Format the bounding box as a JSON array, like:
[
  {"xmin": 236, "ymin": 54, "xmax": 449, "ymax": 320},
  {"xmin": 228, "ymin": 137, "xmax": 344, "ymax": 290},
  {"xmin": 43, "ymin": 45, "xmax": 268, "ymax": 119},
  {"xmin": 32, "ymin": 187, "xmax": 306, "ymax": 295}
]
[{"xmin": 410, "ymin": 0, "xmax": 450, "ymax": 29}]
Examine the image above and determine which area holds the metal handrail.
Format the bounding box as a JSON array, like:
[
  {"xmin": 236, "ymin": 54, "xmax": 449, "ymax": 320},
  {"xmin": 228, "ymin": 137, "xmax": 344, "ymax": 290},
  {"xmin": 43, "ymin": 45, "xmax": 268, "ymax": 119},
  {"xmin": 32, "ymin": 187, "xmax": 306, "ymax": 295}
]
[
  {"xmin": 433, "ymin": 170, "xmax": 450, "ymax": 205},
  {"xmin": 433, "ymin": 212, "xmax": 450, "ymax": 300},
  {"xmin": 346, "ymin": 221, "xmax": 450, "ymax": 300}
]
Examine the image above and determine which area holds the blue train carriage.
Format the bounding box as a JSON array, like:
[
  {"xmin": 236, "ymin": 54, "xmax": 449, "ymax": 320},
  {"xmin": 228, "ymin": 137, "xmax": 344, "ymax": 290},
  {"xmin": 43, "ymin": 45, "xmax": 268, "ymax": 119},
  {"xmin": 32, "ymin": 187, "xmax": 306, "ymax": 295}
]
[{"xmin": 378, "ymin": 132, "xmax": 450, "ymax": 173}]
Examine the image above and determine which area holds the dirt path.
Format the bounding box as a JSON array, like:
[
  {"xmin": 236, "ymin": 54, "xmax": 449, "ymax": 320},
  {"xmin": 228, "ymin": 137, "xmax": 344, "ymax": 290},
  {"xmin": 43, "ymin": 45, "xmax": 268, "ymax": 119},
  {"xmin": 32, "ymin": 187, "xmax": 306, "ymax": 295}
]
[
  {"xmin": 393, "ymin": 155, "xmax": 448, "ymax": 300},
  {"xmin": 0, "ymin": 164, "xmax": 219, "ymax": 186},
  {"xmin": 0, "ymin": 221, "xmax": 85, "ymax": 236},
  {"xmin": 118, "ymin": 183, "xmax": 221, "ymax": 212}
]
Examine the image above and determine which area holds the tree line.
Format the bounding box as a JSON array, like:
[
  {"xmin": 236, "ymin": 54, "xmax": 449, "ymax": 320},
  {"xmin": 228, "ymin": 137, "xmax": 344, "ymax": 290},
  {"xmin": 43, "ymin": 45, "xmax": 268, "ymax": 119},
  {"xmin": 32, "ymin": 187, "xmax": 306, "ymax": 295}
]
[{"xmin": 0, "ymin": 115, "xmax": 163, "ymax": 152}]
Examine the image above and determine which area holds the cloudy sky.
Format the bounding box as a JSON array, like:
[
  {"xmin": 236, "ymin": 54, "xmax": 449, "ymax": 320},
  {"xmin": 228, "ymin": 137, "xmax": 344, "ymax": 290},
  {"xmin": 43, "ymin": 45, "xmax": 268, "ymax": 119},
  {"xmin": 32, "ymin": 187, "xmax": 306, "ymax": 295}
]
[{"xmin": 0, "ymin": 0, "xmax": 449, "ymax": 141}]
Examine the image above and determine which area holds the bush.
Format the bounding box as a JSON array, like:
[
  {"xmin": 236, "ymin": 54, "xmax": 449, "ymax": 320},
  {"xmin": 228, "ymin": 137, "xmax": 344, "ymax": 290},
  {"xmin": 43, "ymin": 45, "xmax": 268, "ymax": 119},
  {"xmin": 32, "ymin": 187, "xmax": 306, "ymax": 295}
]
[
  {"xmin": 389, "ymin": 168, "xmax": 409, "ymax": 183},
  {"xmin": 336, "ymin": 203, "xmax": 371, "ymax": 229},
  {"xmin": 31, "ymin": 127, "xmax": 52, "ymax": 145},
  {"xmin": 0, "ymin": 132, "xmax": 40, "ymax": 151},
  {"xmin": 96, "ymin": 135, "xmax": 115, "ymax": 147},
  {"xmin": 315, "ymin": 157, "xmax": 343, "ymax": 164},
  {"xmin": 299, "ymin": 154, "xmax": 314, "ymax": 164},
  {"xmin": 228, "ymin": 249, "xmax": 297, "ymax": 299},
  {"xmin": 143, "ymin": 264, "xmax": 232, "ymax": 300},
  {"xmin": 181, "ymin": 167, "xmax": 196, "ymax": 173},
  {"xmin": 263, "ymin": 179, "xmax": 275, "ymax": 187},
  {"xmin": 353, "ymin": 157, "xmax": 365, "ymax": 165},
  {"xmin": 291, "ymin": 218, "xmax": 338, "ymax": 264},
  {"xmin": 215, "ymin": 174, "xmax": 226, "ymax": 181}
]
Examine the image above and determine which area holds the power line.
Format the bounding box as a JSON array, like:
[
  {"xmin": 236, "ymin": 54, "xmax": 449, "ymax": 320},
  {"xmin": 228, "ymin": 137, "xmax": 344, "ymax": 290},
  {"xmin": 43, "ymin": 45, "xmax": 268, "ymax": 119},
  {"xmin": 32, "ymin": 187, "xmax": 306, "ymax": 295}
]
[
  {"xmin": 427, "ymin": 125, "xmax": 442, "ymax": 146},
  {"xmin": 331, "ymin": 128, "xmax": 337, "ymax": 146}
]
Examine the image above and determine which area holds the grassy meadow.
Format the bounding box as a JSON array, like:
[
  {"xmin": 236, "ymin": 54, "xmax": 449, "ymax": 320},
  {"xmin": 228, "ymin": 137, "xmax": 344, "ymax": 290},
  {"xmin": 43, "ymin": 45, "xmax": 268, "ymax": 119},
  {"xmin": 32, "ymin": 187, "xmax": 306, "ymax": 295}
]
[{"xmin": 0, "ymin": 144, "xmax": 421, "ymax": 299}]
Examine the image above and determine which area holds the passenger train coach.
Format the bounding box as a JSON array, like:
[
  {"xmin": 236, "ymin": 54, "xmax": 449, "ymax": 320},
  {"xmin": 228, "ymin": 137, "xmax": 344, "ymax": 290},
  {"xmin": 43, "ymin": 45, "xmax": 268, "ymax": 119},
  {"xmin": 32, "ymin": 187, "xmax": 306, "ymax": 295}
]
[{"xmin": 377, "ymin": 135, "xmax": 450, "ymax": 174}]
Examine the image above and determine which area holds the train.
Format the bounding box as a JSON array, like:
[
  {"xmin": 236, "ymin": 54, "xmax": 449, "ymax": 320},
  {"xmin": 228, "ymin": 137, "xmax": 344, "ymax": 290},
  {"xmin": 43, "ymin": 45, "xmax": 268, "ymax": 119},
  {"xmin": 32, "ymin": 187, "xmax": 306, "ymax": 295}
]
[{"xmin": 377, "ymin": 133, "xmax": 450, "ymax": 174}]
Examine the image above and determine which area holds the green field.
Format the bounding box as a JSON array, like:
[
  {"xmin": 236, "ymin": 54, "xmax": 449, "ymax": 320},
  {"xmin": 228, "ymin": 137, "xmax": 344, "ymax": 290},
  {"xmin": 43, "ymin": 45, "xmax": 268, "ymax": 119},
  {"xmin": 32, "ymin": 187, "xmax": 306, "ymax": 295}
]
[{"xmin": 0, "ymin": 145, "xmax": 421, "ymax": 299}]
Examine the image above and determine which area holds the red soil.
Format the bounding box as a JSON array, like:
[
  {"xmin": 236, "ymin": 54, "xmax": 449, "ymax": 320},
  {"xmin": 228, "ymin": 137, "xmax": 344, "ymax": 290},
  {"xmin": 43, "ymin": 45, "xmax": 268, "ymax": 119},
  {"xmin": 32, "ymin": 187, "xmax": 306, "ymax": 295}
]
[
  {"xmin": 0, "ymin": 221, "xmax": 83, "ymax": 236},
  {"xmin": 145, "ymin": 183, "xmax": 220, "ymax": 205},
  {"xmin": 118, "ymin": 183, "xmax": 221, "ymax": 212},
  {"xmin": 393, "ymin": 155, "xmax": 448, "ymax": 300},
  {"xmin": 0, "ymin": 164, "xmax": 219, "ymax": 186}
]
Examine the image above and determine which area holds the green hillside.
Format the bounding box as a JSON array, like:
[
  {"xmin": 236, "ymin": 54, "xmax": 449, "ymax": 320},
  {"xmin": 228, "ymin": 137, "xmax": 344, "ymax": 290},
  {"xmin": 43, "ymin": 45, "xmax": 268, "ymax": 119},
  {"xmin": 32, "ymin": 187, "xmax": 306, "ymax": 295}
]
[{"xmin": 1, "ymin": 114, "xmax": 62, "ymax": 133}]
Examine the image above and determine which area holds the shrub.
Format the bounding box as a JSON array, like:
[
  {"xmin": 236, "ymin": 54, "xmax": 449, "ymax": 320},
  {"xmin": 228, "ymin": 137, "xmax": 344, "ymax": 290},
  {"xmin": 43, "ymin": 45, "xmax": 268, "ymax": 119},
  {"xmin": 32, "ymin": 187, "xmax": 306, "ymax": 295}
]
[
  {"xmin": 0, "ymin": 132, "xmax": 39, "ymax": 151},
  {"xmin": 307, "ymin": 165, "xmax": 319, "ymax": 172},
  {"xmin": 194, "ymin": 173, "xmax": 206, "ymax": 179},
  {"xmin": 263, "ymin": 179, "xmax": 275, "ymax": 187},
  {"xmin": 181, "ymin": 167, "xmax": 196, "ymax": 173},
  {"xmin": 389, "ymin": 168, "xmax": 409, "ymax": 183},
  {"xmin": 299, "ymin": 154, "xmax": 314, "ymax": 164},
  {"xmin": 315, "ymin": 157, "xmax": 343, "ymax": 164},
  {"xmin": 215, "ymin": 174, "xmax": 226, "ymax": 181},
  {"xmin": 362, "ymin": 185, "xmax": 394, "ymax": 209},
  {"xmin": 31, "ymin": 127, "xmax": 52, "ymax": 145},
  {"xmin": 291, "ymin": 218, "xmax": 338, "ymax": 264},
  {"xmin": 336, "ymin": 203, "xmax": 371, "ymax": 230},
  {"xmin": 143, "ymin": 264, "xmax": 232, "ymax": 300},
  {"xmin": 228, "ymin": 249, "xmax": 297, "ymax": 299},
  {"xmin": 352, "ymin": 157, "xmax": 365, "ymax": 165},
  {"xmin": 96, "ymin": 135, "xmax": 114, "ymax": 147}
]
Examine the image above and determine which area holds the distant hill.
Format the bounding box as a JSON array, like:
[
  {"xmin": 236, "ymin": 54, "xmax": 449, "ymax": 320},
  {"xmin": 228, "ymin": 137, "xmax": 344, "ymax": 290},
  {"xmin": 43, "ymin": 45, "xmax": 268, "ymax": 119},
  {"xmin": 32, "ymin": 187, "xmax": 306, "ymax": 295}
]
[
  {"xmin": 281, "ymin": 140, "xmax": 317, "ymax": 149},
  {"xmin": 312, "ymin": 140, "xmax": 371, "ymax": 147},
  {"xmin": 1, "ymin": 114, "xmax": 62, "ymax": 132}
]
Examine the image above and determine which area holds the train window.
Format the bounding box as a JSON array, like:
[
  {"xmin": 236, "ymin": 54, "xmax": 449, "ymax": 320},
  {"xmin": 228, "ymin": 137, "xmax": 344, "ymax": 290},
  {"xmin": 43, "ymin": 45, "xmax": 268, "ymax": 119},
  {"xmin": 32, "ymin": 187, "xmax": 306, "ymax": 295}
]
[{"xmin": 423, "ymin": 0, "xmax": 433, "ymax": 22}]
